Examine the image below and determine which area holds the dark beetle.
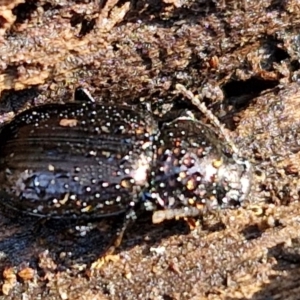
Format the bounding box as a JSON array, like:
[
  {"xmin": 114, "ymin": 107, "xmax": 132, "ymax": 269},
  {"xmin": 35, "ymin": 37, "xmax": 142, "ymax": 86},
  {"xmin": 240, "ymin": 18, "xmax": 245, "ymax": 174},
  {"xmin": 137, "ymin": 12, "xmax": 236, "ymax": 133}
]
[
  {"xmin": 0, "ymin": 93, "xmax": 252, "ymax": 250},
  {"xmin": 0, "ymin": 101, "xmax": 158, "ymax": 219}
]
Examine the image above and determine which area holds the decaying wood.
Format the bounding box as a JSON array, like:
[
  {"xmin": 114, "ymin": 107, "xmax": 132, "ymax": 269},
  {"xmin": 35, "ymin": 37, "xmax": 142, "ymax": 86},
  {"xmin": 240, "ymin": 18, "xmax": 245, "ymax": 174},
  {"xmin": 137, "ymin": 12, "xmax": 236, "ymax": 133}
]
[{"xmin": 1, "ymin": 0, "xmax": 300, "ymax": 299}]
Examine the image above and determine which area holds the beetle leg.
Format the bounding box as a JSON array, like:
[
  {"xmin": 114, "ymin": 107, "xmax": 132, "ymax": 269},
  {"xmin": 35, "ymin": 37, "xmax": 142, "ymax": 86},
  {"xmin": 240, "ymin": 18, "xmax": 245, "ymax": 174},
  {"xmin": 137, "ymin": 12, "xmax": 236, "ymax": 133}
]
[
  {"xmin": 152, "ymin": 207, "xmax": 201, "ymax": 224},
  {"xmin": 98, "ymin": 208, "xmax": 137, "ymax": 258},
  {"xmin": 74, "ymin": 87, "xmax": 96, "ymax": 103}
]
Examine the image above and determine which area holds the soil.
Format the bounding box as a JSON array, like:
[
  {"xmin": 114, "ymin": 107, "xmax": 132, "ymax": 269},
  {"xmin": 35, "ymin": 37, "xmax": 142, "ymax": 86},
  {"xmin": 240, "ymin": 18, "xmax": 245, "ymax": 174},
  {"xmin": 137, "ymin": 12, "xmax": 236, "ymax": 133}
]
[{"xmin": 1, "ymin": 0, "xmax": 300, "ymax": 299}]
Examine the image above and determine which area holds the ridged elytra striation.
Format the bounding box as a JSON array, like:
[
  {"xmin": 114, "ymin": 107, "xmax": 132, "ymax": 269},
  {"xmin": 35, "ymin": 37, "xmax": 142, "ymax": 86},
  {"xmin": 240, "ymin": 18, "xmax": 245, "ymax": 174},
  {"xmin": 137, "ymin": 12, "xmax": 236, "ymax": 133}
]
[{"xmin": 0, "ymin": 102, "xmax": 158, "ymax": 219}]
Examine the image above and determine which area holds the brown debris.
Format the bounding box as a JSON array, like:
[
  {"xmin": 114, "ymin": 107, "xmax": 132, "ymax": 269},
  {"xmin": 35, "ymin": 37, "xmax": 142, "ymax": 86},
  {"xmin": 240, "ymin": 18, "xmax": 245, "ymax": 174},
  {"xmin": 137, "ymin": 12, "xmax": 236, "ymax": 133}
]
[
  {"xmin": 59, "ymin": 118, "xmax": 78, "ymax": 127},
  {"xmin": 17, "ymin": 266, "xmax": 35, "ymax": 281},
  {"xmin": 2, "ymin": 267, "xmax": 17, "ymax": 295},
  {"xmin": 0, "ymin": 1, "xmax": 24, "ymax": 36}
]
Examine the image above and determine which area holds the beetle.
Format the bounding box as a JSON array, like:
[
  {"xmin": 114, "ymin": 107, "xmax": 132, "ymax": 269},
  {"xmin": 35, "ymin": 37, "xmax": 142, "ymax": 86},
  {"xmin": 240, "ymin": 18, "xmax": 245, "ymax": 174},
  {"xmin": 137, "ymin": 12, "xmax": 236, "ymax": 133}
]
[{"xmin": 0, "ymin": 87, "xmax": 252, "ymax": 252}]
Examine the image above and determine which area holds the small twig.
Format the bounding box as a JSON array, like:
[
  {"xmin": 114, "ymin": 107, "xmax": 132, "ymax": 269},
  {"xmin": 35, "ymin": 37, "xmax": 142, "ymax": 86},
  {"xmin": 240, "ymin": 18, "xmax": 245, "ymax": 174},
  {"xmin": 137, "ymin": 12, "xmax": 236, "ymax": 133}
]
[{"xmin": 175, "ymin": 83, "xmax": 239, "ymax": 155}]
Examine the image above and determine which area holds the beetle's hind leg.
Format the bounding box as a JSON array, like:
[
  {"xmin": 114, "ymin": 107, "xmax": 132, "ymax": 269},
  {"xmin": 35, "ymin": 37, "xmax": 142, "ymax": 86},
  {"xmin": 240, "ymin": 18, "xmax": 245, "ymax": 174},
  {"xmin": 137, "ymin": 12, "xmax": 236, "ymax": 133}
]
[
  {"xmin": 107, "ymin": 208, "xmax": 137, "ymax": 254},
  {"xmin": 90, "ymin": 208, "xmax": 137, "ymax": 270}
]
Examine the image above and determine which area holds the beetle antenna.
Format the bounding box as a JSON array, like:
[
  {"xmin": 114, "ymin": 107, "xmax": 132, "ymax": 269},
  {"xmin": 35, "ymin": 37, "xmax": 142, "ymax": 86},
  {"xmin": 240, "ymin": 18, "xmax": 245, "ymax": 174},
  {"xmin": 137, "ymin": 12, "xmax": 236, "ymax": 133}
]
[{"xmin": 175, "ymin": 84, "xmax": 239, "ymax": 155}]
